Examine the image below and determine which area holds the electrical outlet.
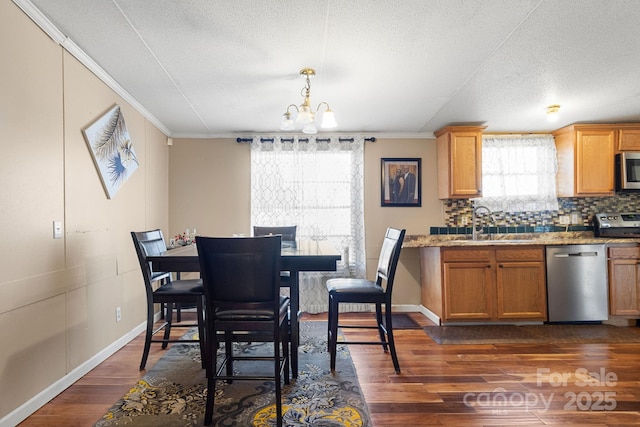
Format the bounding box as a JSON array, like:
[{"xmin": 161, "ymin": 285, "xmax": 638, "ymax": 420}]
[
  {"xmin": 559, "ymin": 215, "xmax": 570, "ymax": 225},
  {"xmin": 53, "ymin": 221, "xmax": 63, "ymax": 239},
  {"xmin": 571, "ymin": 213, "xmax": 580, "ymax": 224},
  {"xmin": 116, "ymin": 306, "xmax": 122, "ymax": 322}
]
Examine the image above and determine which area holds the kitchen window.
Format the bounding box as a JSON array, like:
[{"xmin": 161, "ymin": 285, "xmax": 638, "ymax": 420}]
[{"xmin": 476, "ymin": 135, "xmax": 558, "ymax": 212}]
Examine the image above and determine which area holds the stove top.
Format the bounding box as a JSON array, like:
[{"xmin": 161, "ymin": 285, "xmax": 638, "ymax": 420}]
[{"xmin": 593, "ymin": 212, "xmax": 640, "ymax": 237}]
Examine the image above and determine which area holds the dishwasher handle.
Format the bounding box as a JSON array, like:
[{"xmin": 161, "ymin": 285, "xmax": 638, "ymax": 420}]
[{"xmin": 553, "ymin": 251, "xmax": 599, "ymax": 258}]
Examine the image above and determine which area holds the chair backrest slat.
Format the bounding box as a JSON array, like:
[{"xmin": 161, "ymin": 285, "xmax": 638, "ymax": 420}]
[{"xmin": 375, "ymin": 228, "xmax": 406, "ymax": 294}]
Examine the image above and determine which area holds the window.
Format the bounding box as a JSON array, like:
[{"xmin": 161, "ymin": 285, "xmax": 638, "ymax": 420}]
[
  {"xmin": 476, "ymin": 136, "xmax": 558, "ymax": 212},
  {"xmin": 250, "ymin": 136, "xmax": 366, "ymax": 313}
]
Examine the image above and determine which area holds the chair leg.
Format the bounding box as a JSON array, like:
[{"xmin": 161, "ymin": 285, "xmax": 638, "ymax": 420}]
[
  {"xmin": 274, "ymin": 326, "xmax": 283, "ymax": 427},
  {"xmin": 161, "ymin": 302, "xmax": 174, "ymax": 349},
  {"xmin": 225, "ymin": 331, "xmax": 234, "ymax": 380},
  {"xmin": 176, "ymin": 303, "xmax": 182, "ymax": 323},
  {"xmin": 282, "ymin": 320, "xmax": 290, "ymax": 385},
  {"xmin": 204, "ymin": 319, "xmax": 217, "ymax": 426},
  {"xmin": 196, "ymin": 297, "xmax": 206, "ymax": 369},
  {"xmin": 329, "ymin": 295, "xmax": 339, "ymax": 371},
  {"xmin": 139, "ymin": 302, "xmax": 155, "ymax": 370},
  {"xmin": 204, "ymin": 374, "xmax": 215, "ymax": 425},
  {"xmin": 327, "ymin": 296, "xmax": 333, "ymax": 352},
  {"xmin": 375, "ymin": 303, "xmax": 388, "ymax": 352},
  {"xmin": 384, "ymin": 306, "xmax": 401, "ymax": 374}
]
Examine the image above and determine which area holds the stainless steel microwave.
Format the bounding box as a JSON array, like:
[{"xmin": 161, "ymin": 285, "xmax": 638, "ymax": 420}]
[{"xmin": 616, "ymin": 152, "xmax": 640, "ymax": 191}]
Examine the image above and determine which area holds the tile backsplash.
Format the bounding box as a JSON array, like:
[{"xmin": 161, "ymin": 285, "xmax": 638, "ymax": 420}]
[{"xmin": 442, "ymin": 193, "xmax": 640, "ymax": 228}]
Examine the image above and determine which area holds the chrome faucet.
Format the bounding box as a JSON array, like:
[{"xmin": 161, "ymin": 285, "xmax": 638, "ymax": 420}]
[{"xmin": 472, "ymin": 205, "xmax": 497, "ymax": 240}]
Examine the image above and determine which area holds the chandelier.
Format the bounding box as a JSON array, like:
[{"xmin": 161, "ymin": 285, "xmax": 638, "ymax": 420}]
[{"xmin": 280, "ymin": 68, "xmax": 337, "ymax": 134}]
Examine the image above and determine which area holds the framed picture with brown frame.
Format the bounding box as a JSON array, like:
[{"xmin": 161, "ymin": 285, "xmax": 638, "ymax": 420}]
[{"xmin": 381, "ymin": 158, "xmax": 421, "ymax": 207}]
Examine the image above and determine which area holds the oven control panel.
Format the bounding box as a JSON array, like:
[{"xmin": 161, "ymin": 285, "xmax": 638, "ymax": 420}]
[{"xmin": 595, "ymin": 213, "xmax": 640, "ymax": 228}]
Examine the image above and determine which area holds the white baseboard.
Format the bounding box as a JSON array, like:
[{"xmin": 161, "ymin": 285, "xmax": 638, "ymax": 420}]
[
  {"xmin": 418, "ymin": 305, "xmax": 441, "ymax": 325},
  {"xmin": 0, "ymin": 319, "xmax": 150, "ymax": 427}
]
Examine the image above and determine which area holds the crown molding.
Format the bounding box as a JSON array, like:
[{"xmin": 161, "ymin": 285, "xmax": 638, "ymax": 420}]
[{"xmin": 13, "ymin": 0, "xmax": 171, "ymax": 136}]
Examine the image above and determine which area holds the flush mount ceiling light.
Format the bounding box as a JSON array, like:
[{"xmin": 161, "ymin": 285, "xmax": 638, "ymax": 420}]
[
  {"xmin": 280, "ymin": 68, "xmax": 337, "ymax": 134},
  {"xmin": 546, "ymin": 104, "xmax": 561, "ymax": 122}
]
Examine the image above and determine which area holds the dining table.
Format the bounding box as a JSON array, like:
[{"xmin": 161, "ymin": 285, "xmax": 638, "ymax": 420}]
[{"xmin": 147, "ymin": 238, "xmax": 341, "ymax": 377}]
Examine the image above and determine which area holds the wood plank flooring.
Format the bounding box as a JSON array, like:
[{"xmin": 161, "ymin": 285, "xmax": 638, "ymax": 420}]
[{"xmin": 18, "ymin": 312, "xmax": 640, "ymax": 426}]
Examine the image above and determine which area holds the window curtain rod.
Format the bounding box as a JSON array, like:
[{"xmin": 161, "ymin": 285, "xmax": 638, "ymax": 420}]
[{"xmin": 236, "ymin": 137, "xmax": 376, "ymax": 143}]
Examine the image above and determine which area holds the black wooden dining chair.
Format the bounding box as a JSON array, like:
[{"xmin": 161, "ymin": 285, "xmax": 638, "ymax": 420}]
[
  {"xmin": 196, "ymin": 235, "xmax": 290, "ymax": 427},
  {"xmin": 326, "ymin": 227, "xmax": 406, "ymax": 373},
  {"xmin": 131, "ymin": 230, "xmax": 206, "ymax": 370},
  {"xmin": 253, "ymin": 225, "xmax": 297, "ymax": 243},
  {"xmin": 253, "ymin": 225, "xmax": 297, "ymax": 285}
]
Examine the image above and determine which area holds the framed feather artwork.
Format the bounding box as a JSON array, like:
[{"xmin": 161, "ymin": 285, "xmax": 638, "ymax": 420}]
[{"xmin": 82, "ymin": 105, "xmax": 138, "ymax": 199}]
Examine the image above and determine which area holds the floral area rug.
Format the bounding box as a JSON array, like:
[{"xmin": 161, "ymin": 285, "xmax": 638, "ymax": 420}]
[{"xmin": 95, "ymin": 321, "xmax": 370, "ymax": 426}]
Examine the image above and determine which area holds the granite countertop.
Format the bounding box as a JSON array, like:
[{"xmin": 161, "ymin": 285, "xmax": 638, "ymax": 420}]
[{"xmin": 403, "ymin": 231, "xmax": 640, "ymax": 248}]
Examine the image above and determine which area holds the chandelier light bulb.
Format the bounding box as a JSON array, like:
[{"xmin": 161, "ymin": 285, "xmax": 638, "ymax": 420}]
[
  {"xmin": 321, "ymin": 109, "xmax": 337, "ymax": 128},
  {"xmin": 280, "ymin": 112, "xmax": 295, "ymax": 130},
  {"xmin": 302, "ymin": 122, "xmax": 318, "ymax": 134}
]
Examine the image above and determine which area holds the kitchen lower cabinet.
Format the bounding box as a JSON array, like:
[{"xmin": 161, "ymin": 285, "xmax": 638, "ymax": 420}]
[
  {"xmin": 424, "ymin": 246, "xmax": 547, "ymax": 323},
  {"xmin": 608, "ymin": 245, "xmax": 640, "ymax": 317},
  {"xmin": 443, "ymin": 259, "xmax": 494, "ymax": 320},
  {"xmin": 495, "ymin": 251, "xmax": 547, "ymax": 320}
]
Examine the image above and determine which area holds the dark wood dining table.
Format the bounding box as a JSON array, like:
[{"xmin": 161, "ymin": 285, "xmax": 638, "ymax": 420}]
[{"xmin": 147, "ymin": 239, "xmax": 340, "ymax": 377}]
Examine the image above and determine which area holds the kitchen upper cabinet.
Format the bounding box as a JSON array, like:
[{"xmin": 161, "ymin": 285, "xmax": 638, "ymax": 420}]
[
  {"xmin": 435, "ymin": 125, "xmax": 486, "ymax": 199},
  {"xmin": 608, "ymin": 245, "xmax": 640, "ymax": 317},
  {"xmin": 552, "ymin": 124, "xmax": 615, "ymax": 197},
  {"xmin": 617, "ymin": 126, "xmax": 640, "ymax": 151},
  {"xmin": 440, "ymin": 246, "xmax": 546, "ymax": 322}
]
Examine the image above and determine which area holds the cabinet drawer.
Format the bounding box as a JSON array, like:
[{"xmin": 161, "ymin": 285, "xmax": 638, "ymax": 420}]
[
  {"xmin": 442, "ymin": 248, "xmax": 491, "ymax": 262},
  {"xmin": 608, "ymin": 246, "xmax": 640, "ymax": 259},
  {"xmin": 495, "ymin": 247, "xmax": 544, "ymax": 262}
]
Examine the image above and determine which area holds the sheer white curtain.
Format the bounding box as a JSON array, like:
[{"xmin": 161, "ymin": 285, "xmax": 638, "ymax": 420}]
[
  {"xmin": 250, "ymin": 136, "xmax": 366, "ymax": 313},
  {"xmin": 476, "ymin": 135, "xmax": 558, "ymax": 213}
]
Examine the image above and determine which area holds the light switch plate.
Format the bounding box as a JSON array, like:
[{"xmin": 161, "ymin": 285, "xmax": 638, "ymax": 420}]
[{"xmin": 53, "ymin": 221, "xmax": 63, "ymax": 239}]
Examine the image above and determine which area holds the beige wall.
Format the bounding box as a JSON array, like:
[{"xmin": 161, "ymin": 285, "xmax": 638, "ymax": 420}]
[
  {"xmin": 169, "ymin": 137, "xmax": 444, "ymax": 306},
  {"xmin": 0, "ymin": 1, "xmax": 169, "ymax": 420}
]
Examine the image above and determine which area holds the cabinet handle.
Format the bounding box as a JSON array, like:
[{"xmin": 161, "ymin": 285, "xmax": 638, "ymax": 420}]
[
  {"xmin": 487, "ymin": 265, "xmax": 491, "ymax": 268},
  {"xmin": 498, "ymin": 264, "xmax": 503, "ymax": 268}
]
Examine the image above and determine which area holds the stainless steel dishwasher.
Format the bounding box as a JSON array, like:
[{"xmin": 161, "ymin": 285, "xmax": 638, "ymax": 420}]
[{"xmin": 545, "ymin": 244, "xmax": 608, "ymax": 322}]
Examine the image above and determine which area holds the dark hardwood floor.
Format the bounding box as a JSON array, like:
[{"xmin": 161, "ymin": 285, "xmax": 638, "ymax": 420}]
[{"xmin": 18, "ymin": 312, "xmax": 640, "ymax": 426}]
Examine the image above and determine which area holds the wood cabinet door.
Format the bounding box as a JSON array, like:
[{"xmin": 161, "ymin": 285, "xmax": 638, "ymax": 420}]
[
  {"xmin": 495, "ymin": 261, "xmax": 547, "ymax": 320},
  {"xmin": 608, "ymin": 258, "xmax": 640, "ymax": 316},
  {"xmin": 449, "ymin": 131, "xmax": 482, "ymax": 198},
  {"xmin": 443, "ymin": 261, "xmax": 494, "ymax": 320},
  {"xmin": 575, "ymin": 129, "xmax": 615, "ymax": 195},
  {"xmin": 436, "ymin": 126, "xmax": 485, "ymax": 199},
  {"xmin": 618, "ymin": 128, "xmax": 640, "ymax": 151}
]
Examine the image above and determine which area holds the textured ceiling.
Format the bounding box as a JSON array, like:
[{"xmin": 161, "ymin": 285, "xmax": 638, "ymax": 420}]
[{"xmin": 17, "ymin": 0, "xmax": 640, "ymax": 137}]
